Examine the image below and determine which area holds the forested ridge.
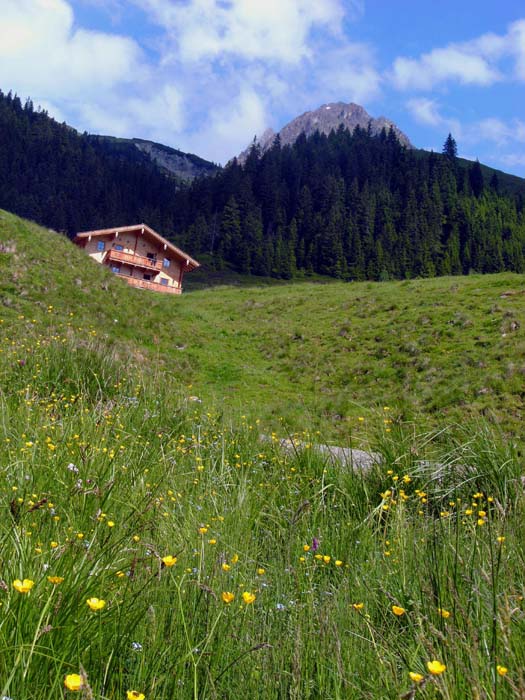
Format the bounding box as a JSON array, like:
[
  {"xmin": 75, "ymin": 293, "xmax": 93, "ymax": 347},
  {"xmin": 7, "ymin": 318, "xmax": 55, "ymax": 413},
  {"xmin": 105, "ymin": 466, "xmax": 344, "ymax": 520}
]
[
  {"xmin": 177, "ymin": 129, "xmax": 525, "ymax": 280},
  {"xmin": 1, "ymin": 89, "xmax": 525, "ymax": 281}
]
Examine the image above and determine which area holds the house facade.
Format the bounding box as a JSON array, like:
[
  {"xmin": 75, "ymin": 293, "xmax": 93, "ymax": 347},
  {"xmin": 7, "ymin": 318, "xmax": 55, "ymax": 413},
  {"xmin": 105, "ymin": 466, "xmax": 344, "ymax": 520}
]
[{"xmin": 74, "ymin": 224, "xmax": 199, "ymax": 294}]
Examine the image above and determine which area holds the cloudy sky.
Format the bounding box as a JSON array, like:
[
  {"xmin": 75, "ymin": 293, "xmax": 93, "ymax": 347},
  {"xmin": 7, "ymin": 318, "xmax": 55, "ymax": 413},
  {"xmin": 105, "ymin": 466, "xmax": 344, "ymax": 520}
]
[{"xmin": 1, "ymin": 0, "xmax": 524, "ymax": 175}]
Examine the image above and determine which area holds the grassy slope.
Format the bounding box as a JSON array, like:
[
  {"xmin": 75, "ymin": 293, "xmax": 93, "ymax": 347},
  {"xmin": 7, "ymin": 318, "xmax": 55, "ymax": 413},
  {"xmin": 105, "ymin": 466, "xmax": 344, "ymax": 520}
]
[
  {"xmin": 1, "ymin": 209, "xmax": 525, "ymax": 699},
  {"xmin": 2, "ymin": 209, "xmax": 525, "ymax": 442}
]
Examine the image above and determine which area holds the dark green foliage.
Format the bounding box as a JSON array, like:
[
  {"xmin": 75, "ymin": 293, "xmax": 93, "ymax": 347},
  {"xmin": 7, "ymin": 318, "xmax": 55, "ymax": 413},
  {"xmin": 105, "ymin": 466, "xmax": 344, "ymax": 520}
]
[
  {"xmin": 1, "ymin": 90, "xmax": 525, "ymax": 282},
  {"xmin": 176, "ymin": 126, "xmax": 525, "ymax": 281}
]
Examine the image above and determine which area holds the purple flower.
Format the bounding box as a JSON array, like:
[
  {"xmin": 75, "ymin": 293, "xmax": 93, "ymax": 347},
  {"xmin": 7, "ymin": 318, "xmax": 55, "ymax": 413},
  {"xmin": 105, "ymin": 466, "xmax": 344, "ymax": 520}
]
[{"xmin": 312, "ymin": 537, "xmax": 319, "ymax": 552}]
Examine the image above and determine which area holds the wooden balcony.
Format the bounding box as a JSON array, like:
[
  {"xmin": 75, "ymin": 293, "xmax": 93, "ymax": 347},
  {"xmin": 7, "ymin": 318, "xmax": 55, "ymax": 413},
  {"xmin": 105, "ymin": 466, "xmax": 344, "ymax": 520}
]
[
  {"xmin": 124, "ymin": 276, "xmax": 181, "ymax": 294},
  {"xmin": 107, "ymin": 248, "xmax": 163, "ymax": 271}
]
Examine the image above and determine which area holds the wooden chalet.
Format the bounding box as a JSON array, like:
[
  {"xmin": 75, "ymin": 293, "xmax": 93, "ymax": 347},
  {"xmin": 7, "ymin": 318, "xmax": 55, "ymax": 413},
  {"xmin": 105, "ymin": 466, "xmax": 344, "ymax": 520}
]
[{"xmin": 74, "ymin": 224, "xmax": 199, "ymax": 295}]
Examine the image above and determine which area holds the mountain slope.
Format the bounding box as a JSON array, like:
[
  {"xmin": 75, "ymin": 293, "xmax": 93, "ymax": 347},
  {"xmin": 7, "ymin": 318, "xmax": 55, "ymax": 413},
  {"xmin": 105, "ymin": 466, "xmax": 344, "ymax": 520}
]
[
  {"xmin": 3, "ymin": 208, "xmax": 525, "ymax": 441},
  {"xmin": 91, "ymin": 135, "xmax": 219, "ymax": 180},
  {"xmin": 238, "ymin": 102, "xmax": 412, "ymax": 162}
]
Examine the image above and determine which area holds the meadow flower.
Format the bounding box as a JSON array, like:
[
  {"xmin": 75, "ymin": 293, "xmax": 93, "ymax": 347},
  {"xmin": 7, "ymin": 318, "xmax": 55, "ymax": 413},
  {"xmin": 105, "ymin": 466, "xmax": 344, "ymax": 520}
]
[
  {"xmin": 352, "ymin": 603, "xmax": 364, "ymax": 610},
  {"xmin": 47, "ymin": 576, "xmax": 64, "ymax": 584},
  {"xmin": 427, "ymin": 660, "xmax": 446, "ymax": 675},
  {"xmin": 221, "ymin": 563, "xmax": 231, "ymax": 572},
  {"xmin": 257, "ymin": 568, "xmax": 265, "ymax": 575},
  {"xmin": 392, "ymin": 605, "xmax": 406, "ymax": 616},
  {"xmin": 409, "ymin": 672, "xmax": 424, "ymax": 683},
  {"xmin": 161, "ymin": 555, "xmax": 177, "ymax": 567},
  {"xmin": 437, "ymin": 608, "xmax": 451, "ymax": 619},
  {"xmin": 131, "ymin": 642, "xmax": 143, "ymax": 651},
  {"xmin": 126, "ymin": 691, "xmax": 145, "ymax": 700},
  {"xmin": 242, "ymin": 591, "xmax": 256, "ymax": 605},
  {"xmin": 13, "ymin": 578, "xmax": 34, "ymax": 593},
  {"xmin": 496, "ymin": 665, "xmax": 508, "ymax": 676},
  {"xmin": 222, "ymin": 591, "xmax": 235, "ymax": 604},
  {"xmin": 64, "ymin": 673, "xmax": 83, "ymax": 691},
  {"xmin": 86, "ymin": 597, "xmax": 106, "ymax": 611}
]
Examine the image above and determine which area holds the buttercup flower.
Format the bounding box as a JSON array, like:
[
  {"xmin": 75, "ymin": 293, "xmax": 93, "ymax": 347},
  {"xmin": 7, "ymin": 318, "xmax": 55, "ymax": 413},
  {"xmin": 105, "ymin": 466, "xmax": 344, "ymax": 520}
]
[
  {"xmin": 47, "ymin": 576, "xmax": 64, "ymax": 585},
  {"xmin": 64, "ymin": 674, "xmax": 83, "ymax": 691},
  {"xmin": 392, "ymin": 605, "xmax": 406, "ymax": 616},
  {"xmin": 437, "ymin": 607, "xmax": 451, "ymax": 619},
  {"xmin": 496, "ymin": 665, "xmax": 508, "ymax": 676},
  {"xmin": 126, "ymin": 691, "xmax": 145, "ymax": 700},
  {"xmin": 409, "ymin": 672, "xmax": 424, "ymax": 683},
  {"xmin": 222, "ymin": 591, "xmax": 235, "ymax": 604},
  {"xmin": 352, "ymin": 603, "xmax": 364, "ymax": 610},
  {"xmin": 427, "ymin": 660, "xmax": 446, "ymax": 675},
  {"xmin": 86, "ymin": 597, "xmax": 106, "ymax": 611},
  {"xmin": 161, "ymin": 555, "xmax": 177, "ymax": 567},
  {"xmin": 13, "ymin": 578, "xmax": 34, "ymax": 594},
  {"xmin": 242, "ymin": 591, "xmax": 256, "ymax": 605}
]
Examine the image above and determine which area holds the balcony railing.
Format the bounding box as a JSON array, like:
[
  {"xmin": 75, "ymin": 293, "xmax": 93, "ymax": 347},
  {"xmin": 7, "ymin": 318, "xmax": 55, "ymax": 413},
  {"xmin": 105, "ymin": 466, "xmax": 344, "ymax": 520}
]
[
  {"xmin": 124, "ymin": 277, "xmax": 181, "ymax": 294},
  {"xmin": 107, "ymin": 249, "xmax": 163, "ymax": 271}
]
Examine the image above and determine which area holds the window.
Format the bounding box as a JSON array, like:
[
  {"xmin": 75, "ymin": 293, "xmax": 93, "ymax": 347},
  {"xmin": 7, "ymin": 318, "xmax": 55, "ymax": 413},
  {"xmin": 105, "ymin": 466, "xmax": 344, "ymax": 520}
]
[
  {"xmin": 143, "ymin": 274, "xmax": 151, "ymax": 281},
  {"xmin": 163, "ymin": 258, "xmax": 171, "ymax": 268},
  {"xmin": 146, "ymin": 253, "xmax": 156, "ymax": 260},
  {"xmin": 160, "ymin": 278, "xmax": 168, "ymax": 286},
  {"xmin": 114, "ymin": 244, "xmax": 123, "ymax": 251},
  {"xmin": 111, "ymin": 266, "xmax": 121, "ymax": 274},
  {"xmin": 97, "ymin": 241, "xmax": 105, "ymax": 251}
]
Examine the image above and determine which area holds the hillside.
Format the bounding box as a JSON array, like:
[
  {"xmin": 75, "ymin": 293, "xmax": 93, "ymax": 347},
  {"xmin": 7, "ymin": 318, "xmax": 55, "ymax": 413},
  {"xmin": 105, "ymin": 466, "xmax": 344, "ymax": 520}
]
[
  {"xmin": 3, "ymin": 209, "xmax": 525, "ymax": 442},
  {"xmin": 90, "ymin": 135, "xmax": 219, "ymax": 180},
  {"xmin": 0, "ymin": 90, "xmax": 213, "ymax": 242}
]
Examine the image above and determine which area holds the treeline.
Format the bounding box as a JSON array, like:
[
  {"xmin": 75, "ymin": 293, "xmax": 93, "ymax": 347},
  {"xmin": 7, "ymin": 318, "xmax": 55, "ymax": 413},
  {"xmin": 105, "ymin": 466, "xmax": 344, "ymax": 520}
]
[
  {"xmin": 175, "ymin": 128, "xmax": 525, "ymax": 279},
  {"xmin": 0, "ymin": 90, "xmax": 181, "ymax": 234},
  {"xmin": 1, "ymin": 88, "xmax": 525, "ymax": 281}
]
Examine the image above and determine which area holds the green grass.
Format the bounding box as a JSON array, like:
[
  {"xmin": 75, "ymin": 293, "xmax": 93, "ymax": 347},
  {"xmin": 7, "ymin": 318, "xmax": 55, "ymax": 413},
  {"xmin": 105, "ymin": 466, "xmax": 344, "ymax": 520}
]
[
  {"xmin": 1, "ymin": 210, "xmax": 525, "ymax": 697},
  {"xmin": 2, "ymin": 209, "xmax": 525, "ymax": 443}
]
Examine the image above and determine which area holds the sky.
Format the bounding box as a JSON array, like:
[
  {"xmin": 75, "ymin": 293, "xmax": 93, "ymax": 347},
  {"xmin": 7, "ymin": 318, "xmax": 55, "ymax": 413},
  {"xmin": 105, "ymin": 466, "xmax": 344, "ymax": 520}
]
[{"xmin": 1, "ymin": 0, "xmax": 524, "ymax": 176}]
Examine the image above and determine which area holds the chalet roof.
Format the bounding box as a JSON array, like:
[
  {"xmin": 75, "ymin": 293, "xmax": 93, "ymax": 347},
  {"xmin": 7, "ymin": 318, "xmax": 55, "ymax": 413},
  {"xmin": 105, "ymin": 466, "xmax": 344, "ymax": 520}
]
[{"xmin": 74, "ymin": 223, "xmax": 200, "ymax": 270}]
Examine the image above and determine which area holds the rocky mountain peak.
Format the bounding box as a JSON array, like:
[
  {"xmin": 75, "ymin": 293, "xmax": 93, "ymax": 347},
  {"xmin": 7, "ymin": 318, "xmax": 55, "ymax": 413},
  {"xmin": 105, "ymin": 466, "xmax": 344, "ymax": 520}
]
[{"xmin": 238, "ymin": 102, "xmax": 412, "ymax": 162}]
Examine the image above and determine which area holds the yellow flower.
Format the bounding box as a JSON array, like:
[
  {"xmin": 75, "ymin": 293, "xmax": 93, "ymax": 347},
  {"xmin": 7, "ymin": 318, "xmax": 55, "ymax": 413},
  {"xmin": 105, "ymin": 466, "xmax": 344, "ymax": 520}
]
[
  {"xmin": 221, "ymin": 563, "xmax": 231, "ymax": 571},
  {"xmin": 242, "ymin": 591, "xmax": 256, "ymax": 605},
  {"xmin": 107, "ymin": 521, "xmax": 115, "ymax": 528},
  {"xmin": 303, "ymin": 544, "xmax": 310, "ymax": 552},
  {"xmin": 47, "ymin": 576, "xmax": 64, "ymax": 585},
  {"xmin": 198, "ymin": 526, "xmax": 208, "ymax": 535},
  {"xmin": 257, "ymin": 568, "xmax": 265, "ymax": 575},
  {"xmin": 497, "ymin": 536, "xmax": 505, "ymax": 543},
  {"xmin": 13, "ymin": 578, "xmax": 34, "ymax": 594},
  {"xmin": 86, "ymin": 597, "xmax": 106, "ymax": 611},
  {"xmin": 50, "ymin": 541, "xmax": 59, "ymax": 548},
  {"xmin": 437, "ymin": 608, "xmax": 451, "ymax": 619},
  {"xmin": 335, "ymin": 560, "xmax": 343, "ymax": 567},
  {"xmin": 322, "ymin": 555, "xmax": 331, "ymax": 564},
  {"xmin": 427, "ymin": 660, "xmax": 446, "ymax": 675},
  {"xmin": 127, "ymin": 691, "xmax": 145, "ymax": 700},
  {"xmin": 133, "ymin": 535, "xmax": 140, "ymax": 542},
  {"xmin": 352, "ymin": 603, "xmax": 364, "ymax": 610},
  {"xmin": 392, "ymin": 605, "xmax": 406, "ymax": 616},
  {"xmin": 409, "ymin": 672, "xmax": 424, "ymax": 683},
  {"xmin": 496, "ymin": 665, "xmax": 508, "ymax": 676},
  {"xmin": 64, "ymin": 674, "xmax": 84, "ymax": 691},
  {"xmin": 222, "ymin": 591, "xmax": 235, "ymax": 604},
  {"xmin": 231, "ymin": 553, "xmax": 239, "ymax": 564},
  {"xmin": 162, "ymin": 555, "xmax": 177, "ymax": 567}
]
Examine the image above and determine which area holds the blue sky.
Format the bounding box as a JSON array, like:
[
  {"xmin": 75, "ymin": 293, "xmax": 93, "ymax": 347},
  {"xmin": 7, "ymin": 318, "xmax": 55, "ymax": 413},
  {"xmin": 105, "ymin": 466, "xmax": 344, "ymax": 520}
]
[{"xmin": 1, "ymin": 0, "xmax": 524, "ymax": 176}]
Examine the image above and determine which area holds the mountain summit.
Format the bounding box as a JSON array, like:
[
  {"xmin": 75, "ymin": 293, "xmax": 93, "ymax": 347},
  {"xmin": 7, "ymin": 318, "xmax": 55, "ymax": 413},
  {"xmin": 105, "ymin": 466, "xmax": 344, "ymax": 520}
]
[{"xmin": 239, "ymin": 102, "xmax": 412, "ymax": 161}]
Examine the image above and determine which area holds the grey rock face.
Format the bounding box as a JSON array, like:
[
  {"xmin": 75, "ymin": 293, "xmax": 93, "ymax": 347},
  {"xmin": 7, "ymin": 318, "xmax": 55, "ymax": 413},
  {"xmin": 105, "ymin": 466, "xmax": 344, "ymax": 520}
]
[{"xmin": 238, "ymin": 102, "xmax": 412, "ymax": 162}]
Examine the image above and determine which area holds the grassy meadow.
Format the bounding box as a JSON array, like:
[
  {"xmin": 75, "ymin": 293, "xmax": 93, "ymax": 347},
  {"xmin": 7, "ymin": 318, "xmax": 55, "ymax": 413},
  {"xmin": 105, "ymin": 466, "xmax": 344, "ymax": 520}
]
[{"xmin": 1, "ymin": 210, "xmax": 525, "ymax": 698}]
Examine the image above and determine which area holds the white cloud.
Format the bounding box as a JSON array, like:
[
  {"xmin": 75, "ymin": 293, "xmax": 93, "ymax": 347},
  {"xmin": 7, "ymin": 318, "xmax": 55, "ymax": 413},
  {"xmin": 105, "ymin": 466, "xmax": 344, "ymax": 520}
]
[
  {"xmin": 0, "ymin": 0, "xmax": 146, "ymax": 100},
  {"xmin": 406, "ymin": 98, "xmax": 462, "ymax": 138},
  {"xmin": 391, "ymin": 19, "xmax": 525, "ymax": 90},
  {"xmin": 134, "ymin": 0, "xmax": 345, "ymax": 64},
  {"xmin": 182, "ymin": 88, "xmax": 268, "ymax": 163},
  {"xmin": 499, "ymin": 153, "xmax": 525, "ymax": 167}
]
